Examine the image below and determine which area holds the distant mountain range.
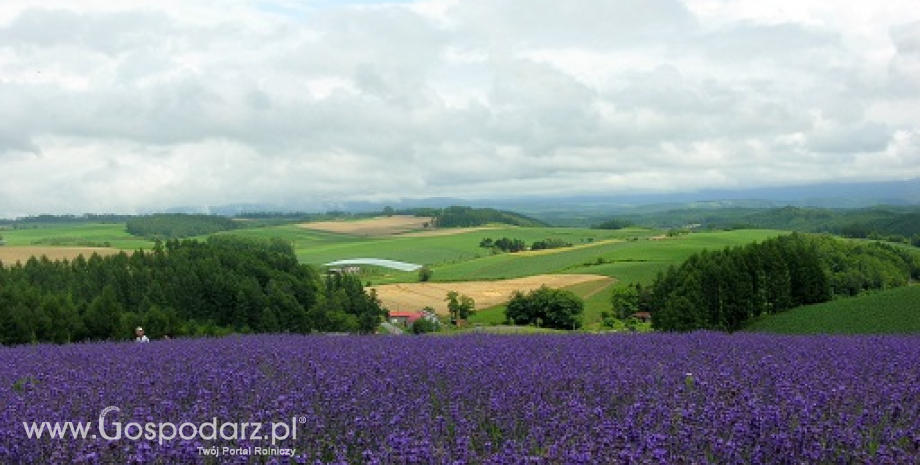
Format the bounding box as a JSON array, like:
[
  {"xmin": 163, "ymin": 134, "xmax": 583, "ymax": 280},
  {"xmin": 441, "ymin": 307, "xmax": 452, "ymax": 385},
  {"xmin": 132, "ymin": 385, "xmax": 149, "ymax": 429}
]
[{"xmin": 154, "ymin": 178, "xmax": 919, "ymax": 218}]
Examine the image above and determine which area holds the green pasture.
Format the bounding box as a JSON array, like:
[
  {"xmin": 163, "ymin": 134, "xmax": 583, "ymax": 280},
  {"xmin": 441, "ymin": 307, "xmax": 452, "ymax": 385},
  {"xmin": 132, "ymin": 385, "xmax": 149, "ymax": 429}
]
[
  {"xmin": 433, "ymin": 229, "xmax": 783, "ymax": 284},
  {"xmin": 226, "ymin": 225, "xmax": 649, "ymax": 268},
  {"xmin": 467, "ymin": 277, "xmax": 619, "ymax": 327},
  {"xmin": 467, "ymin": 305, "xmax": 507, "ymax": 325},
  {"xmin": 1, "ymin": 223, "xmax": 784, "ymax": 291},
  {"xmin": 745, "ymin": 285, "xmax": 920, "ymax": 334},
  {"xmin": 0, "ymin": 223, "xmax": 153, "ymax": 250}
]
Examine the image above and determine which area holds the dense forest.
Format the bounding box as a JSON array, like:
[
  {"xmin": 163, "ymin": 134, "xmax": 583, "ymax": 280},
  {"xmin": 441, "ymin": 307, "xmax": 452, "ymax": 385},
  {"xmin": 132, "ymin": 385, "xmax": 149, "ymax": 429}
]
[
  {"xmin": 0, "ymin": 236, "xmax": 385, "ymax": 345},
  {"xmin": 733, "ymin": 206, "xmax": 920, "ymax": 241},
  {"xmin": 592, "ymin": 218, "xmax": 634, "ymax": 230},
  {"xmin": 592, "ymin": 206, "xmax": 920, "ymax": 244},
  {"xmin": 125, "ymin": 214, "xmax": 241, "ymax": 239},
  {"xmin": 0, "ymin": 214, "xmax": 133, "ymax": 227},
  {"xmin": 643, "ymin": 234, "xmax": 920, "ymax": 332}
]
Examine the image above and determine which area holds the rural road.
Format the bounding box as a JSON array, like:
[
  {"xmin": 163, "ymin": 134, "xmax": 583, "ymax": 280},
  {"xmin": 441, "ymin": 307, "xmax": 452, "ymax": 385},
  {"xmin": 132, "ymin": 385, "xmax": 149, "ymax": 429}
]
[{"xmin": 380, "ymin": 321, "xmax": 405, "ymax": 335}]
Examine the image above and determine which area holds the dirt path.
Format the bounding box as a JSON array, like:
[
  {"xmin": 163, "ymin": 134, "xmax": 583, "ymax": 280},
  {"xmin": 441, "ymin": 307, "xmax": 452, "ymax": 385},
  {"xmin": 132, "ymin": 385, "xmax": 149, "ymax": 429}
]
[{"xmin": 575, "ymin": 278, "xmax": 617, "ymax": 300}]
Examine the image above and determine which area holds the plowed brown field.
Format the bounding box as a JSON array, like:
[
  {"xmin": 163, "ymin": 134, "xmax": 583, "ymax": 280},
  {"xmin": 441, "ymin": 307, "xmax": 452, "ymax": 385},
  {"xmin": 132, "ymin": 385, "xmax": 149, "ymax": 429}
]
[
  {"xmin": 370, "ymin": 274, "xmax": 614, "ymax": 315},
  {"xmin": 298, "ymin": 216, "xmax": 432, "ymax": 236},
  {"xmin": 0, "ymin": 246, "xmax": 120, "ymax": 265}
]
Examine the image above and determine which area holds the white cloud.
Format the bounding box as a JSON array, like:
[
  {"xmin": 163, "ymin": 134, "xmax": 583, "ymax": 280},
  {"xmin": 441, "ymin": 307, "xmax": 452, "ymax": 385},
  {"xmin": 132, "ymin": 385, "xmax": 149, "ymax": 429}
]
[{"xmin": 1, "ymin": 0, "xmax": 919, "ymax": 216}]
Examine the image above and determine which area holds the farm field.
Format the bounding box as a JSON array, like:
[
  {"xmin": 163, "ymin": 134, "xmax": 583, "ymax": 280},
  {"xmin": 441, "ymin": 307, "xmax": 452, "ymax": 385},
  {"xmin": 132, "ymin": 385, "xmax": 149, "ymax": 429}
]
[
  {"xmin": 2, "ymin": 220, "xmax": 782, "ymax": 289},
  {"xmin": 0, "ymin": 223, "xmax": 153, "ymax": 250},
  {"xmin": 3, "ymin": 333, "xmax": 918, "ymax": 463},
  {"xmin": 0, "ymin": 246, "xmax": 121, "ymax": 265},
  {"xmin": 0, "ymin": 223, "xmax": 153, "ymax": 264},
  {"xmin": 746, "ymin": 285, "xmax": 920, "ymax": 334},
  {"xmin": 466, "ymin": 277, "xmax": 635, "ymax": 328},
  {"xmin": 430, "ymin": 229, "xmax": 783, "ymax": 283},
  {"xmin": 270, "ymin": 224, "xmax": 647, "ymax": 271},
  {"xmin": 0, "ymin": 221, "xmax": 794, "ymax": 330},
  {"xmin": 297, "ymin": 215, "xmax": 433, "ymax": 236},
  {"xmin": 371, "ymin": 274, "xmax": 613, "ymax": 315}
]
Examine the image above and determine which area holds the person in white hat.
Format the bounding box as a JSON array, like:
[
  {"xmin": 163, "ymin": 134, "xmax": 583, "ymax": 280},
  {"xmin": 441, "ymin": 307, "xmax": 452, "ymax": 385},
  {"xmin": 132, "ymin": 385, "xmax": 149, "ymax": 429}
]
[{"xmin": 135, "ymin": 326, "xmax": 149, "ymax": 343}]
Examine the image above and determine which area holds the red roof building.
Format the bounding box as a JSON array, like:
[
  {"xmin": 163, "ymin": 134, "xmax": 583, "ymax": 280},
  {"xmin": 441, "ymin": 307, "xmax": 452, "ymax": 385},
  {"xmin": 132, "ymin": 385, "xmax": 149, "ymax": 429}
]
[{"xmin": 389, "ymin": 311, "xmax": 424, "ymax": 325}]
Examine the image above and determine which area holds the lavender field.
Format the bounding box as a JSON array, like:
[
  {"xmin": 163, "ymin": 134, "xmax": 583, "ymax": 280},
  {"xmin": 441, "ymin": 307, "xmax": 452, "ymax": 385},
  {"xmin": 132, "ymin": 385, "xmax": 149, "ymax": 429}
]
[{"xmin": 2, "ymin": 333, "xmax": 919, "ymax": 463}]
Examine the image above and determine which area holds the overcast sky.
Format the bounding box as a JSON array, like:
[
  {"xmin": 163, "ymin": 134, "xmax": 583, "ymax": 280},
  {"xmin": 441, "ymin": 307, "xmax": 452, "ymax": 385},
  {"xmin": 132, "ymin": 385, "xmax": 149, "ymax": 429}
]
[{"xmin": 1, "ymin": 0, "xmax": 918, "ymax": 216}]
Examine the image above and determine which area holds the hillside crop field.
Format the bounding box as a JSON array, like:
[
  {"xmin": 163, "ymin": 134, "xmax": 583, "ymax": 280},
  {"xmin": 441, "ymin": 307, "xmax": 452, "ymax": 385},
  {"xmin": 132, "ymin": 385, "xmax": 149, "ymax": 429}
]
[
  {"xmin": 0, "ymin": 246, "xmax": 121, "ymax": 265},
  {"xmin": 371, "ymin": 274, "xmax": 613, "ymax": 315},
  {"xmin": 228, "ymin": 225, "xmax": 785, "ymax": 327},
  {"xmin": 2, "ymin": 333, "xmax": 918, "ymax": 463},
  {"xmin": 431, "ymin": 229, "xmax": 782, "ymax": 283},
  {"xmin": 2, "ymin": 221, "xmax": 782, "ymax": 288},
  {"xmin": 746, "ymin": 285, "xmax": 920, "ymax": 334},
  {"xmin": 467, "ymin": 278, "xmax": 619, "ymax": 327},
  {"xmin": 1, "ymin": 221, "xmax": 795, "ymax": 329},
  {"xmin": 297, "ymin": 215, "xmax": 434, "ymax": 236},
  {"xmin": 0, "ymin": 223, "xmax": 153, "ymax": 264},
  {"xmin": 242, "ymin": 223, "xmax": 650, "ymax": 272},
  {"xmin": 0, "ymin": 223, "xmax": 153, "ymax": 250}
]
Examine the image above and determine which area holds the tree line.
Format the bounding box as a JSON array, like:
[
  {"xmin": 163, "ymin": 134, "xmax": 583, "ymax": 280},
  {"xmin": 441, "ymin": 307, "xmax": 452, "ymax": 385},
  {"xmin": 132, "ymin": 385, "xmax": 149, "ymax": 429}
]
[
  {"xmin": 0, "ymin": 236, "xmax": 385, "ymax": 345},
  {"xmin": 592, "ymin": 218, "xmax": 634, "ymax": 230},
  {"xmin": 0, "ymin": 214, "xmax": 134, "ymax": 228},
  {"xmin": 640, "ymin": 233, "xmax": 920, "ymax": 332},
  {"xmin": 125, "ymin": 214, "xmax": 241, "ymax": 239},
  {"xmin": 480, "ymin": 237, "xmax": 572, "ymax": 253},
  {"xmin": 400, "ymin": 206, "xmax": 546, "ymax": 228}
]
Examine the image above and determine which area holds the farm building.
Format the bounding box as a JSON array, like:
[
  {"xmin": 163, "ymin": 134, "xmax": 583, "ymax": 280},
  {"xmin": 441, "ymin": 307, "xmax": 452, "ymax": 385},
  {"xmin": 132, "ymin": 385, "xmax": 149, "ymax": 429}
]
[
  {"xmin": 389, "ymin": 311, "xmax": 424, "ymax": 326},
  {"xmin": 327, "ymin": 266, "xmax": 361, "ymax": 274},
  {"xmin": 324, "ymin": 258, "xmax": 422, "ymax": 272},
  {"xmin": 389, "ymin": 309, "xmax": 440, "ymax": 327}
]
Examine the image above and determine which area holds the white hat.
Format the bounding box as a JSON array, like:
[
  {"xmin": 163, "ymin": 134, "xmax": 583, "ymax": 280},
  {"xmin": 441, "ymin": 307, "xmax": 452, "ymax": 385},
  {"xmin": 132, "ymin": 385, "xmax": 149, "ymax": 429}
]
[{"xmin": 136, "ymin": 327, "xmax": 144, "ymax": 331}]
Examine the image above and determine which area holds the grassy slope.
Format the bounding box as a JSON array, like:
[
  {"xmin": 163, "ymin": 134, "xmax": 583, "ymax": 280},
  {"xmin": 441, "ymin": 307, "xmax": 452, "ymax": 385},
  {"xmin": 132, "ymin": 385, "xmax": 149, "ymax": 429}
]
[
  {"xmin": 1, "ymin": 222, "xmax": 804, "ymax": 331},
  {"xmin": 0, "ymin": 223, "xmax": 154, "ymax": 250},
  {"xmin": 434, "ymin": 229, "xmax": 782, "ymax": 283},
  {"xmin": 461, "ymin": 230, "xmax": 782, "ymax": 327},
  {"xmin": 3, "ymin": 223, "xmax": 782, "ymax": 285},
  {"xmin": 745, "ymin": 286, "xmax": 920, "ymax": 334},
  {"xmin": 224, "ymin": 225, "xmax": 650, "ymax": 268},
  {"xmin": 230, "ymin": 226, "xmax": 781, "ymax": 289},
  {"xmin": 467, "ymin": 278, "xmax": 618, "ymax": 326}
]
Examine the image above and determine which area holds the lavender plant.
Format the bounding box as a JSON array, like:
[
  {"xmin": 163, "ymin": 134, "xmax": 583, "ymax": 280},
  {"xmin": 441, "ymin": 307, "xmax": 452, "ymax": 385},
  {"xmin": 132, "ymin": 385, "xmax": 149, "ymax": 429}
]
[{"xmin": 1, "ymin": 333, "xmax": 918, "ymax": 463}]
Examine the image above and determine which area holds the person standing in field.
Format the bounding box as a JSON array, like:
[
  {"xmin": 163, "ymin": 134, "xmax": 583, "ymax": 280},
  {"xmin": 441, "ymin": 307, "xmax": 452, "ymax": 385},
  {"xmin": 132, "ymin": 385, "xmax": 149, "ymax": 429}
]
[{"xmin": 135, "ymin": 327, "xmax": 149, "ymax": 343}]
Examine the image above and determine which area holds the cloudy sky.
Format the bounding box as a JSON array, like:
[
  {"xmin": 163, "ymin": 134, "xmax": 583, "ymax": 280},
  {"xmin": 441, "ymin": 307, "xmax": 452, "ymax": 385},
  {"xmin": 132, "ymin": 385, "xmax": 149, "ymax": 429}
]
[{"xmin": 1, "ymin": 0, "xmax": 918, "ymax": 216}]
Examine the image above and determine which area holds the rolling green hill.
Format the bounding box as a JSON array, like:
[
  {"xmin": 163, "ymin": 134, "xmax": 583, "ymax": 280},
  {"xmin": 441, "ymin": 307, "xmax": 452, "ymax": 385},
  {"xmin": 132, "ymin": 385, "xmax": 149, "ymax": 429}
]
[
  {"xmin": 8, "ymin": 214, "xmax": 915, "ymax": 335},
  {"xmin": 212, "ymin": 226, "xmax": 783, "ymax": 286},
  {"xmin": 605, "ymin": 205, "xmax": 920, "ymax": 242},
  {"xmin": 745, "ymin": 286, "xmax": 920, "ymax": 334},
  {"xmin": 249, "ymin": 225, "xmax": 651, "ymax": 270},
  {"xmin": 432, "ymin": 229, "xmax": 783, "ymax": 283},
  {"xmin": 0, "ymin": 223, "xmax": 153, "ymax": 249}
]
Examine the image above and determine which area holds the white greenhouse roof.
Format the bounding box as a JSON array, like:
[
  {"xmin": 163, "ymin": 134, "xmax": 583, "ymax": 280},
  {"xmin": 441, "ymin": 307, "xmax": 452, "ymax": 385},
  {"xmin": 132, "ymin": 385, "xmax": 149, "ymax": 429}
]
[{"xmin": 324, "ymin": 258, "xmax": 423, "ymax": 272}]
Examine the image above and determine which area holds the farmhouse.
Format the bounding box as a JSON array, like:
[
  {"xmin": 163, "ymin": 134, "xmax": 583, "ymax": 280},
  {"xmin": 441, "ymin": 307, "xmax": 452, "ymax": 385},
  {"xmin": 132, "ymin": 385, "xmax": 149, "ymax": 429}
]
[
  {"xmin": 389, "ymin": 309, "xmax": 440, "ymax": 327},
  {"xmin": 389, "ymin": 311, "xmax": 424, "ymax": 326}
]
